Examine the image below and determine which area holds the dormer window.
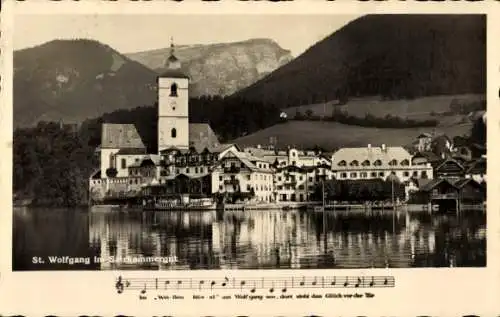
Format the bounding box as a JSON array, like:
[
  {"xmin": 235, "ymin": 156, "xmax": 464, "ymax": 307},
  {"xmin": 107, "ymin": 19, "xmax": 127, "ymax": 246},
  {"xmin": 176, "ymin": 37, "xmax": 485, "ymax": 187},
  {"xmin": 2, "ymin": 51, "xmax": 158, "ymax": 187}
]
[
  {"xmin": 338, "ymin": 160, "xmax": 346, "ymax": 166},
  {"xmin": 361, "ymin": 160, "xmax": 370, "ymax": 166},
  {"xmin": 400, "ymin": 159, "xmax": 410, "ymax": 166},
  {"xmin": 373, "ymin": 160, "xmax": 382, "ymax": 166},
  {"xmin": 171, "ymin": 128, "xmax": 177, "ymax": 138},
  {"xmin": 170, "ymin": 83, "xmax": 178, "ymax": 97},
  {"xmin": 350, "ymin": 160, "xmax": 359, "ymax": 166}
]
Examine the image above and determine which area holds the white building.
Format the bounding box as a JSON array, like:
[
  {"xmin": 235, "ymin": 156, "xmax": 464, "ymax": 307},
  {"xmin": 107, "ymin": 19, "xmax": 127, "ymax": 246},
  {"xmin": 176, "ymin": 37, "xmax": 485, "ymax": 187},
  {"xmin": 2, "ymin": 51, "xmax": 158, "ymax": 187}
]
[
  {"xmin": 211, "ymin": 149, "xmax": 275, "ymax": 202},
  {"xmin": 331, "ymin": 144, "xmax": 433, "ymax": 182}
]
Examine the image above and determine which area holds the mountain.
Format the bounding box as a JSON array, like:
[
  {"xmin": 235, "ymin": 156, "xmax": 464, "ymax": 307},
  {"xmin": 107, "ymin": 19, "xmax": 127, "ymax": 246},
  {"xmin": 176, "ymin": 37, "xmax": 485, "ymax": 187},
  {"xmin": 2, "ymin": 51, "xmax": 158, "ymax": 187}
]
[
  {"xmin": 126, "ymin": 38, "xmax": 293, "ymax": 97},
  {"xmin": 234, "ymin": 14, "xmax": 486, "ymax": 107},
  {"xmin": 14, "ymin": 39, "xmax": 158, "ymax": 128}
]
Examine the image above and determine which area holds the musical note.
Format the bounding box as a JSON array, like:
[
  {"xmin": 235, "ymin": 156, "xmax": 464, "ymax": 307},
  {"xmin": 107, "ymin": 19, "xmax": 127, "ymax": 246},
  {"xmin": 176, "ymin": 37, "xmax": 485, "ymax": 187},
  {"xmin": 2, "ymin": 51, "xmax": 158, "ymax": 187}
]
[
  {"xmin": 331, "ymin": 277, "xmax": 336, "ymax": 286},
  {"xmin": 240, "ymin": 280, "xmax": 246, "ymax": 291},
  {"xmin": 369, "ymin": 277, "xmax": 375, "ymax": 287},
  {"xmin": 140, "ymin": 283, "xmax": 147, "ymax": 294},
  {"xmin": 384, "ymin": 278, "xmax": 388, "ymax": 285},
  {"xmin": 269, "ymin": 281, "xmax": 275, "ymax": 293},
  {"xmin": 177, "ymin": 280, "xmax": 182, "ymax": 289},
  {"xmin": 222, "ymin": 276, "xmax": 229, "ymax": 287},
  {"xmin": 356, "ymin": 277, "xmax": 363, "ymax": 287},
  {"xmin": 312, "ymin": 277, "xmax": 317, "ymax": 286},
  {"xmin": 282, "ymin": 281, "xmax": 287, "ymax": 293},
  {"xmin": 199, "ymin": 280, "xmax": 205, "ymax": 291},
  {"xmin": 344, "ymin": 278, "xmax": 349, "ymax": 287},
  {"xmin": 211, "ymin": 281, "xmax": 216, "ymax": 290},
  {"xmin": 299, "ymin": 276, "xmax": 305, "ymax": 286},
  {"xmin": 250, "ymin": 281, "xmax": 256, "ymax": 293},
  {"xmin": 164, "ymin": 280, "xmax": 170, "ymax": 289}
]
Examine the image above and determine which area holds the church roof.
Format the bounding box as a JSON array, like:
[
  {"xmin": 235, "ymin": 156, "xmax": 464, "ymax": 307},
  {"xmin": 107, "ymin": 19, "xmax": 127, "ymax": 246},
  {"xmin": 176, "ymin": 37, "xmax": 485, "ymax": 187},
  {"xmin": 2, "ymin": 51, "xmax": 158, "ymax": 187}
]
[
  {"xmin": 101, "ymin": 123, "xmax": 146, "ymax": 149},
  {"xmin": 189, "ymin": 123, "xmax": 220, "ymax": 152}
]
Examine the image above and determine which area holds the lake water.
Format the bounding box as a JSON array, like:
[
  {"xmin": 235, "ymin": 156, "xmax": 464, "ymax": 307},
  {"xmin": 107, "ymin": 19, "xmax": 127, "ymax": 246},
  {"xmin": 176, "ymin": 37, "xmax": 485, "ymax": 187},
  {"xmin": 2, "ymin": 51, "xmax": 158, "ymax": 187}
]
[{"xmin": 12, "ymin": 207, "xmax": 486, "ymax": 270}]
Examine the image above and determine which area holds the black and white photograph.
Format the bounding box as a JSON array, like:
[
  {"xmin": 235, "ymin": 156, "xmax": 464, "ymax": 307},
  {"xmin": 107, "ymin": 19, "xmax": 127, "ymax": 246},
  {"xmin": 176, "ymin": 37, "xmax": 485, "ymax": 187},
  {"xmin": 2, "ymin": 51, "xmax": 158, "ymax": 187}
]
[{"xmin": 12, "ymin": 13, "xmax": 487, "ymax": 271}]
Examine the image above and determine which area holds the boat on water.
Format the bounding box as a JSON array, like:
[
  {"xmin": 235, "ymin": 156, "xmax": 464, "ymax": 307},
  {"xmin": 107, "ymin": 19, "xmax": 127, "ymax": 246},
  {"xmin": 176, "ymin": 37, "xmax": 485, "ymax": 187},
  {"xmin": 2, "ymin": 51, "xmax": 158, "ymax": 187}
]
[{"xmin": 143, "ymin": 197, "xmax": 216, "ymax": 211}]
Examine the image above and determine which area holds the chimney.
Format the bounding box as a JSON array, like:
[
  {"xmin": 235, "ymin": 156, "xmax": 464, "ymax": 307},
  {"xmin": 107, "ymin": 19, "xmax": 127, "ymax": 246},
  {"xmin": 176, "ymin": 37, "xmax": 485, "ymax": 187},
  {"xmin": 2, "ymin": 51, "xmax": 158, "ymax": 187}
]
[
  {"xmin": 381, "ymin": 144, "xmax": 386, "ymax": 152},
  {"xmin": 367, "ymin": 144, "xmax": 371, "ymax": 149},
  {"xmin": 257, "ymin": 144, "xmax": 261, "ymax": 149}
]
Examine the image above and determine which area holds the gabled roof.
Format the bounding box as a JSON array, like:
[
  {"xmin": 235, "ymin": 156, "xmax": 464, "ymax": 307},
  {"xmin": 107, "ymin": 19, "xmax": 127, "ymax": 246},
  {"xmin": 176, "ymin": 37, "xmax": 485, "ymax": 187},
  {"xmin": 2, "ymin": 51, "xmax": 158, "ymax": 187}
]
[
  {"xmin": 465, "ymin": 157, "xmax": 486, "ymax": 174},
  {"xmin": 189, "ymin": 123, "xmax": 220, "ymax": 153},
  {"xmin": 216, "ymin": 150, "xmax": 272, "ymax": 173},
  {"xmin": 101, "ymin": 123, "xmax": 146, "ymax": 149},
  {"xmin": 419, "ymin": 178, "xmax": 457, "ymax": 192},
  {"xmin": 435, "ymin": 158, "xmax": 465, "ymax": 172},
  {"xmin": 90, "ymin": 169, "xmax": 101, "ymax": 179},
  {"xmin": 331, "ymin": 146, "xmax": 411, "ymax": 167}
]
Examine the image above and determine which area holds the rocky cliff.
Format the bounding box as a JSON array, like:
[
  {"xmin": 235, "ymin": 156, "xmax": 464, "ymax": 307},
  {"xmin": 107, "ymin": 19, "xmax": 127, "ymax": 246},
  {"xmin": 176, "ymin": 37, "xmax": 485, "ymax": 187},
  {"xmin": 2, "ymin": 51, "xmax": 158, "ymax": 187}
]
[{"xmin": 126, "ymin": 38, "xmax": 293, "ymax": 97}]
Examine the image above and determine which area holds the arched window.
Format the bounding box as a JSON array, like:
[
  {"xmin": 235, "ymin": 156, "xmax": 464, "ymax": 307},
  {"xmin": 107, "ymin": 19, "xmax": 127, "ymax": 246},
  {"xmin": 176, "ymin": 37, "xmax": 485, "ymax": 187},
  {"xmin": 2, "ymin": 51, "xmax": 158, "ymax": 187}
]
[
  {"xmin": 361, "ymin": 160, "xmax": 370, "ymax": 166},
  {"xmin": 373, "ymin": 160, "xmax": 382, "ymax": 166},
  {"xmin": 389, "ymin": 159, "xmax": 398, "ymax": 166},
  {"xmin": 171, "ymin": 128, "xmax": 177, "ymax": 138},
  {"xmin": 338, "ymin": 160, "xmax": 346, "ymax": 166},
  {"xmin": 350, "ymin": 160, "xmax": 359, "ymax": 166},
  {"xmin": 400, "ymin": 159, "xmax": 410, "ymax": 166},
  {"xmin": 170, "ymin": 83, "xmax": 178, "ymax": 97}
]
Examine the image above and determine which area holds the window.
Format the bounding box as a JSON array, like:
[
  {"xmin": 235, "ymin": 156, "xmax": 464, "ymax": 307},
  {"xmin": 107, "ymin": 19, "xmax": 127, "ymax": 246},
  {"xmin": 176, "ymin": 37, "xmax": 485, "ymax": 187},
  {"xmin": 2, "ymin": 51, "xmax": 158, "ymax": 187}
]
[
  {"xmin": 379, "ymin": 172, "xmax": 385, "ymax": 177},
  {"xmin": 403, "ymin": 171, "xmax": 409, "ymax": 177},
  {"xmin": 389, "ymin": 159, "xmax": 398, "ymax": 166},
  {"xmin": 340, "ymin": 172, "xmax": 347, "ymax": 179},
  {"xmin": 170, "ymin": 83, "xmax": 178, "ymax": 97},
  {"xmin": 401, "ymin": 159, "xmax": 410, "ymax": 166},
  {"xmin": 413, "ymin": 171, "xmax": 418, "ymax": 177},
  {"xmin": 350, "ymin": 160, "xmax": 359, "ymax": 166},
  {"xmin": 171, "ymin": 128, "xmax": 177, "ymax": 138},
  {"xmin": 194, "ymin": 167, "xmax": 198, "ymax": 173},
  {"xmin": 309, "ymin": 177, "xmax": 313, "ymax": 182},
  {"xmin": 338, "ymin": 160, "xmax": 346, "ymax": 166},
  {"xmin": 200, "ymin": 168, "xmax": 204, "ymax": 173},
  {"xmin": 421, "ymin": 170, "xmax": 428, "ymax": 178},
  {"xmin": 121, "ymin": 158, "xmax": 126, "ymax": 169},
  {"xmin": 298, "ymin": 185, "xmax": 305, "ymax": 190},
  {"xmin": 361, "ymin": 160, "xmax": 371, "ymax": 166},
  {"xmin": 247, "ymin": 175, "xmax": 251, "ymax": 180},
  {"xmin": 374, "ymin": 160, "xmax": 382, "ymax": 166},
  {"xmin": 278, "ymin": 176, "xmax": 282, "ymax": 181},
  {"xmin": 247, "ymin": 184, "xmax": 251, "ymax": 191},
  {"xmin": 350, "ymin": 172, "xmax": 357, "ymax": 178},
  {"xmin": 371, "ymin": 172, "xmax": 377, "ymax": 177},
  {"xmin": 219, "ymin": 176, "xmax": 223, "ymax": 181},
  {"xmin": 360, "ymin": 172, "xmax": 368, "ymax": 178},
  {"xmin": 186, "ymin": 168, "xmax": 190, "ymax": 173},
  {"xmin": 241, "ymin": 162, "xmax": 245, "ymax": 168}
]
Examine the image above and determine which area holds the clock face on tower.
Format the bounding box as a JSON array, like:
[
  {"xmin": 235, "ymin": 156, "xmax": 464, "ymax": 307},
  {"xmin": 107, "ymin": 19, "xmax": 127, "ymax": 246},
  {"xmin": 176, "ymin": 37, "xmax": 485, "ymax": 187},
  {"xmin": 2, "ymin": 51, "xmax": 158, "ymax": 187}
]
[{"xmin": 170, "ymin": 101, "xmax": 177, "ymax": 111}]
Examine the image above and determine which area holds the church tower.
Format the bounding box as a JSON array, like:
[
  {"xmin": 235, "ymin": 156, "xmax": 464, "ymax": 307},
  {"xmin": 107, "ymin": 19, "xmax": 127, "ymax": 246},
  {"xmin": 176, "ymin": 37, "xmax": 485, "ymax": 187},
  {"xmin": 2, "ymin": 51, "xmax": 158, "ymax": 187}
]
[{"xmin": 158, "ymin": 38, "xmax": 190, "ymax": 153}]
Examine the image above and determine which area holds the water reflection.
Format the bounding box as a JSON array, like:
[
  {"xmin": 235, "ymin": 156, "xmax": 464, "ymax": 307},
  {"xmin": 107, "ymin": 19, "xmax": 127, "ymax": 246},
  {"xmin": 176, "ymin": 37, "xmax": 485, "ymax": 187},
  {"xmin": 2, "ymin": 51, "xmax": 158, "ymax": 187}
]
[{"xmin": 13, "ymin": 207, "xmax": 486, "ymax": 270}]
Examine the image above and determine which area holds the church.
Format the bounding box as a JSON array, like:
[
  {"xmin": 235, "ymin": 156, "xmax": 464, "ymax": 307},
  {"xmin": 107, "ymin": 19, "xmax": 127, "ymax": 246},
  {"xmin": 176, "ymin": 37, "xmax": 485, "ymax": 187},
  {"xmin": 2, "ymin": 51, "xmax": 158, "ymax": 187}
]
[{"xmin": 89, "ymin": 41, "xmax": 242, "ymax": 201}]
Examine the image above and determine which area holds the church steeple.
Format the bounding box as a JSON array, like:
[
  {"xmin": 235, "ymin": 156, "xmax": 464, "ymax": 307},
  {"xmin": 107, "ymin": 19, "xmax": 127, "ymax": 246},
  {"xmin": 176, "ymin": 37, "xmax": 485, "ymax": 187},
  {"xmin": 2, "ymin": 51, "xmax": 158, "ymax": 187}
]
[{"xmin": 166, "ymin": 37, "xmax": 181, "ymax": 70}]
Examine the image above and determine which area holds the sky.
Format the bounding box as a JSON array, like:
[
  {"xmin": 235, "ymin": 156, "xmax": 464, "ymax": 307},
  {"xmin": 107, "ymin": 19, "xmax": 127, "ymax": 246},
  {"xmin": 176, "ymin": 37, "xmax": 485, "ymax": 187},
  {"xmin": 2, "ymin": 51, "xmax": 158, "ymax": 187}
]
[{"xmin": 14, "ymin": 14, "xmax": 359, "ymax": 57}]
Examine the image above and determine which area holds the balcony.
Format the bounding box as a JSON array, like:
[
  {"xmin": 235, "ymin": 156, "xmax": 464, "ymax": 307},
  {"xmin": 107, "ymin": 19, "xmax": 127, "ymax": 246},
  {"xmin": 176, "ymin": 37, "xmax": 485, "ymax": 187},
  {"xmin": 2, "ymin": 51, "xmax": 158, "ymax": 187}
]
[
  {"xmin": 224, "ymin": 179, "xmax": 240, "ymax": 186},
  {"xmin": 224, "ymin": 166, "xmax": 241, "ymax": 174}
]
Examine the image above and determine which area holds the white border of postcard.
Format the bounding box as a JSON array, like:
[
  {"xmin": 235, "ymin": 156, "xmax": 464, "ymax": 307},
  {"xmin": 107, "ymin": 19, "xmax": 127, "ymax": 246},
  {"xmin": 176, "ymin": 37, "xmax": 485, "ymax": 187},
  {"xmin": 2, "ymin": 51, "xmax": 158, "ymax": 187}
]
[{"xmin": 1, "ymin": 1, "xmax": 499, "ymax": 315}]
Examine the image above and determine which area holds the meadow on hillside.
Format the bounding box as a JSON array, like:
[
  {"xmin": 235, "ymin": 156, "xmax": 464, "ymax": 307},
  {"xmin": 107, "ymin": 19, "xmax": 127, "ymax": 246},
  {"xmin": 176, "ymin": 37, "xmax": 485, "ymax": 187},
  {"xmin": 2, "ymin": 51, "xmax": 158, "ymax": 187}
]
[
  {"xmin": 234, "ymin": 120, "xmax": 473, "ymax": 150},
  {"xmin": 283, "ymin": 94, "xmax": 485, "ymax": 124}
]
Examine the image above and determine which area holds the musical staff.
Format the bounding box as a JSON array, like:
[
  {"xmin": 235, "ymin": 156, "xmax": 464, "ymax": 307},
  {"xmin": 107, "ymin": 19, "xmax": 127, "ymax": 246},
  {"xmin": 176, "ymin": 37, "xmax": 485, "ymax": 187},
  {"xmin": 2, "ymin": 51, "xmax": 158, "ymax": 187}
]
[{"xmin": 114, "ymin": 275, "xmax": 395, "ymax": 294}]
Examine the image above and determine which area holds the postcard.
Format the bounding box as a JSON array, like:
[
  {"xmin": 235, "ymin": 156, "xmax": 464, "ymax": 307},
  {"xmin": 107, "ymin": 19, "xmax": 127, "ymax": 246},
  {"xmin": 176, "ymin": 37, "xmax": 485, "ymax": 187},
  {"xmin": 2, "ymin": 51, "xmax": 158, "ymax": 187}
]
[{"xmin": 0, "ymin": 0, "xmax": 498, "ymax": 315}]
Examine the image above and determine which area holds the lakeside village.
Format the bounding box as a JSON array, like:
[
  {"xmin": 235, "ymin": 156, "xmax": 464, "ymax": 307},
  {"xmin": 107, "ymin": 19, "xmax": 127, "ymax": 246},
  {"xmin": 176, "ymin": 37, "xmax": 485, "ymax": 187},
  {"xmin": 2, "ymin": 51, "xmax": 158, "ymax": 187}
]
[{"xmin": 88, "ymin": 44, "xmax": 487, "ymax": 214}]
